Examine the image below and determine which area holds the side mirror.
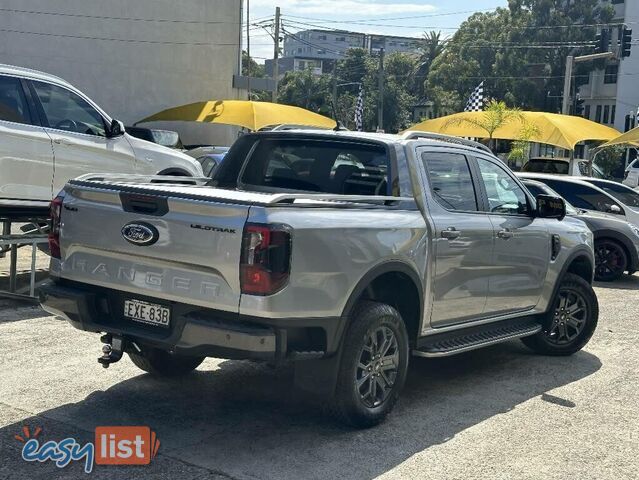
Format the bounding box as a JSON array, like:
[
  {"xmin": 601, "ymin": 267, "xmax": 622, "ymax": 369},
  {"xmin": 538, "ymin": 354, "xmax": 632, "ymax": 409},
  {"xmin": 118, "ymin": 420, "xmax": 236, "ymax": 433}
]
[
  {"xmin": 608, "ymin": 204, "xmax": 622, "ymax": 214},
  {"xmin": 106, "ymin": 119, "xmax": 125, "ymax": 138},
  {"xmin": 536, "ymin": 194, "xmax": 566, "ymax": 221}
]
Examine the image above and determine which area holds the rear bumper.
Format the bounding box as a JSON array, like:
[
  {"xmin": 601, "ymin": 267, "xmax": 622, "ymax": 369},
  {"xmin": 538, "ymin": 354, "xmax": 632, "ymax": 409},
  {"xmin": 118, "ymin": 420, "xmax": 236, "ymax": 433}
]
[{"xmin": 39, "ymin": 280, "xmax": 342, "ymax": 361}]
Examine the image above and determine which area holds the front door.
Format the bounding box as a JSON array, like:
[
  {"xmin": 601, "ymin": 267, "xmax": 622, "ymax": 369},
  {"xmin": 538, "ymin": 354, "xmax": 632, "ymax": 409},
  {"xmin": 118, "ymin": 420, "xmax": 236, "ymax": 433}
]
[
  {"xmin": 0, "ymin": 75, "xmax": 54, "ymax": 201},
  {"xmin": 420, "ymin": 150, "xmax": 494, "ymax": 326},
  {"xmin": 475, "ymin": 157, "xmax": 550, "ymax": 315},
  {"xmin": 29, "ymin": 80, "xmax": 135, "ymax": 193}
]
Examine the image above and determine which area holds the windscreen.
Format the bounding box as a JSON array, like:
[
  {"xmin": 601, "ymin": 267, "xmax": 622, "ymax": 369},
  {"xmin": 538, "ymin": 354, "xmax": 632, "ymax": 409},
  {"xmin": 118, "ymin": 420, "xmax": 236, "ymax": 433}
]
[
  {"xmin": 522, "ymin": 160, "xmax": 569, "ymax": 175},
  {"xmin": 239, "ymin": 138, "xmax": 392, "ymax": 196},
  {"xmin": 523, "ymin": 182, "xmax": 578, "ymax": 215}
]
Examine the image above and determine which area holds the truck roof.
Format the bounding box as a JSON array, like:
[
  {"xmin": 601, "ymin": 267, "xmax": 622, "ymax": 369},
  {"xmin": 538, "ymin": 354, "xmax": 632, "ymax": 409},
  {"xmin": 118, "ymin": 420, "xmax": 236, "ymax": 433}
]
[{"xmin": 247, "ymin": 129, "xmax": 493, "ymax": 156}]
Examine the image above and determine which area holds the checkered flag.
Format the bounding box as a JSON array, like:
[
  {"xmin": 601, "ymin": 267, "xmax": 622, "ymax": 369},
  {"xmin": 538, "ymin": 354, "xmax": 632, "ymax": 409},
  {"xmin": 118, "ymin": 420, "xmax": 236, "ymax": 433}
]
[
  {"xmin": 464, "ymin": 81, "xmax": 485, "ymax": 112},
  {"xmin": 354, "ymin": 84, "xmax": 364, "ymax": 131}
]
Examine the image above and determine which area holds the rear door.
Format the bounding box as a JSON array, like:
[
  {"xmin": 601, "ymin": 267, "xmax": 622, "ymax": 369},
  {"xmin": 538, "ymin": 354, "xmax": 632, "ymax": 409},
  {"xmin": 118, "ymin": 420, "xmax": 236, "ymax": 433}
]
[
  {"xmin": 0, "ymin": 75, "xmax": 54, "ymax": 201},
  {"xmin": 475, "ymin": 157, "xmax": 550, "ymax": 315},
  {"xmin": 420, "ymin": 150, "xmax": 494, "ymax": 326},
  {"xmin": 28, "ymin": 80, "xmax": 136, "ymax": 193}
]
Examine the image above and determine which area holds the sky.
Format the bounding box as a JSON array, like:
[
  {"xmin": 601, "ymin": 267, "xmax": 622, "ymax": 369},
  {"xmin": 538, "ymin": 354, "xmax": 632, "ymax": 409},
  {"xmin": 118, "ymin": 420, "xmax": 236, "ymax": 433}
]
[{"xmin": 247, "ymin": 0, "xmax": 509, "ymax": 61}]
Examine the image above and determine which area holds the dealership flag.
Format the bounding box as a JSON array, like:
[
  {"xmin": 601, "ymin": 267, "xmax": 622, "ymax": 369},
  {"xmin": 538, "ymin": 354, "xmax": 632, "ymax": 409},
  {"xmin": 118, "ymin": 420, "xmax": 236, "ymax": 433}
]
[
  {"xmin": 464, "ymin": 81, "xmax": 485, "ymax": 112},
  {"xmin": 355, "ymin": 85, "xmax": 364, "ymax": 131}
]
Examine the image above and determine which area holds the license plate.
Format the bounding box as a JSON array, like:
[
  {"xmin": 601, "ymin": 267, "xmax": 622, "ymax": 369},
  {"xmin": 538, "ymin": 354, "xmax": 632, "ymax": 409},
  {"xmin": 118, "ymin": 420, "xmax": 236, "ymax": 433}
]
[{"xmin": 123, "ymin": 299, "xmax": 170, "ymax": 327}]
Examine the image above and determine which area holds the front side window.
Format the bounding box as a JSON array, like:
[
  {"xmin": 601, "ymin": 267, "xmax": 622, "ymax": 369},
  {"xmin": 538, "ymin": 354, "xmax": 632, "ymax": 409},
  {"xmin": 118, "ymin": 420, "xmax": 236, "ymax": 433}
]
[
  {"xmin": 0, "ymin": 75, "xmax": 32, "ymax": 125},
  {"xmin": 240, "ymin": 139, "xmax": 392, "ymax": 196},
  {"xmin": 586, "ymin": 180, "xmax": 639, "ymax": 208},
  {"xmin": 477, "ymin": 158, "xmax": 530, "ymax": 215},
  {"xmin": 422, "ymin": 152, "xmax": 478, "ymax": 211},
  {"xmin": 31, "ymin": 81, "xmax": 106, "ymax": 136}
]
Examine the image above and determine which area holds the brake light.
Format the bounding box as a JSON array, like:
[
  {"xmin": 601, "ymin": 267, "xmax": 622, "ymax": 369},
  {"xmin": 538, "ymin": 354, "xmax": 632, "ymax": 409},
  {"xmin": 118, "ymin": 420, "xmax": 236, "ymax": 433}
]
[
  {"xmin": 240, "ymin": 224, "xmax": 291, "ymax": 295},
  {"xmin": 48, "ymin": 195, "xmax": 64, "ymax": 259}
]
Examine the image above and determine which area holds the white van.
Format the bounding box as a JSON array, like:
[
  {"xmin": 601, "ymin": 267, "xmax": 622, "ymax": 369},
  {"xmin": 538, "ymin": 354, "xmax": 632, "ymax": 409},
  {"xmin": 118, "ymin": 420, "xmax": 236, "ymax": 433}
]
[{"xmin": 0, "ymin": 64, "xmax": 202, "ymax": 205}]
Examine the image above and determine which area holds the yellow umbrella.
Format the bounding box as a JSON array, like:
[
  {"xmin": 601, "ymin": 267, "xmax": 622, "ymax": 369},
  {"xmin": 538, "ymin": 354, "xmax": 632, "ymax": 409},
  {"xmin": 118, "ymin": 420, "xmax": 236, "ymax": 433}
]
[
  {"xmin": 138, "ymin": 100, "xmax": 336, "ymax": 131},
  {"xmin": 409, "ymin": 111, "xmax": 620, "ymax": 150},
  {"xmin": 600, "ymin": 125, "xmax": 639, "ymax": 148}
]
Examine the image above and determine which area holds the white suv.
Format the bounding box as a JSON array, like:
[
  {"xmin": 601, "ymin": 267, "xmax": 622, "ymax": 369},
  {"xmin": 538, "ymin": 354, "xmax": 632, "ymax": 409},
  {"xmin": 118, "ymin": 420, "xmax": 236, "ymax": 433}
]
[
  {"xmin": 0, "ymin": 64, "xmax": 202, "ymax": 204},
  {"xmin": 623, "ymin": 159, "xmax": 639, "ymax": 189}
]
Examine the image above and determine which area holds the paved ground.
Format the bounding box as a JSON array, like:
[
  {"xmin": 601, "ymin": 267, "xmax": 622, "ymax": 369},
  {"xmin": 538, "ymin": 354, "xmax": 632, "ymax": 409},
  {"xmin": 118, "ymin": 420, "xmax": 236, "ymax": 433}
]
[{"xmin": 0, "ymin": 275, "xmax": 637, "ymax": 479}]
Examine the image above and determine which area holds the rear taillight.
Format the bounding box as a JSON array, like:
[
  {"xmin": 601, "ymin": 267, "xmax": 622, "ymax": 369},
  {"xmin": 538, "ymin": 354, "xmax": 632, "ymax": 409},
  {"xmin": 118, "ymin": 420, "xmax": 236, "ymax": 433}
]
[
  {"xmin": 48, "ymin": 195, "xmax": 64, "ymax": 259},
  {"xmin": 240, "ymin": 224, "xmax": 291, "ymax": 296}
]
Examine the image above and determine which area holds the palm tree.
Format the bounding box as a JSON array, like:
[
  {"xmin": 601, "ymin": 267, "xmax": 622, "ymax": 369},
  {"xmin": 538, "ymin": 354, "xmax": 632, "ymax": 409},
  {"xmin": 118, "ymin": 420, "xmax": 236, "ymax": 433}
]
[
  {"xmin": 414, "ymin": 31, "xmax": 444, "ymax": 98},
  {"xmin": 444, "ymin": 100, "xmax": 524, "ymax": 150}
]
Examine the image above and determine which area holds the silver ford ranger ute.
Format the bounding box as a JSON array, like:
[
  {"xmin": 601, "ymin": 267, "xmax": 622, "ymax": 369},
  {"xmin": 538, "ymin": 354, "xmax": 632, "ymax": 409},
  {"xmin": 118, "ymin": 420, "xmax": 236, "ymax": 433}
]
[{"xmin": 39, "ymin": 130, "xmax": 598, "ymax": 427}]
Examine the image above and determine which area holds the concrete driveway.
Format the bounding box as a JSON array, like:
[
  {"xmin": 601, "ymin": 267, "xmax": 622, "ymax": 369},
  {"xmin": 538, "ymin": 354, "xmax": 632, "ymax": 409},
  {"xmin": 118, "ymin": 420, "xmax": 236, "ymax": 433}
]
[{"xmin": 0, "ymin": 277, "xmax": 637, "ymax": 479}]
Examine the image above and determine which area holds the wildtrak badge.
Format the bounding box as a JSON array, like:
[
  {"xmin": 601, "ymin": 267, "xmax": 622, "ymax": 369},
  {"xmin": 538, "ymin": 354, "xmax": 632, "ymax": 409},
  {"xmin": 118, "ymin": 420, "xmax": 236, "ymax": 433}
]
[{"xmin": 190, "ymin": 224, "xmax": 236, "ymax": 234}]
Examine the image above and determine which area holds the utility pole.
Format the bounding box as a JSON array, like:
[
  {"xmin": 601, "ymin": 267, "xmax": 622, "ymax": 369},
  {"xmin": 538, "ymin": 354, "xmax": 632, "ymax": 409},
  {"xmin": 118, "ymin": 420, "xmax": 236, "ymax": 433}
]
[
  {"xmin": 377, "ymin": 48, "xmax": 385, "ymax": 132},
  {"xmin": 272, "ymin": 6, "xmax": 281, "ymax": 103},
  {"xmin": 246, "ymin": 0, "xmax": 251, "ymax": 100},
  {"xmin": 561, "ymin": 55, "xmax": 574, "ymax": 115}
]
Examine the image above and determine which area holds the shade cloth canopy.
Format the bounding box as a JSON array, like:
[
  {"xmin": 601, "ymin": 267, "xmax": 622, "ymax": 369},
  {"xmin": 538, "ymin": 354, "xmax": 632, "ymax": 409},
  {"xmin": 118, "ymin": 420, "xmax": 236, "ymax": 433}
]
[
  {"xmin": 600, "ymin": 125, "xmax": 639, "ymax": 148},
  {"xmin": 138, "ymin": 100, "xmax": 337, "ymax": 131},
  {"xmin": 408, "ymin": 111, "xmax": 620, "ymax": 150}
]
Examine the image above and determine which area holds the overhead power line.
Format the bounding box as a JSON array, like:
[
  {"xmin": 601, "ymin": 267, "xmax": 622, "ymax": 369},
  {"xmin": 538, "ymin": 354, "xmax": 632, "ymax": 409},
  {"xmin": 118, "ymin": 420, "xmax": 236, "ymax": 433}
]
[
  {"xmin": 0, "ymin": 28, "xmax": 275, "ymax": 47},
  {"xmin": 282, "ymin": 16, "xmax": 636, "ymax": 32},
  {"xmin": 284, "ymin": 8, "xmax": 499, "ymax": 23},
  {"xmin": 0, "ymin": 7, "xmax": 245, "ymax": 25}
]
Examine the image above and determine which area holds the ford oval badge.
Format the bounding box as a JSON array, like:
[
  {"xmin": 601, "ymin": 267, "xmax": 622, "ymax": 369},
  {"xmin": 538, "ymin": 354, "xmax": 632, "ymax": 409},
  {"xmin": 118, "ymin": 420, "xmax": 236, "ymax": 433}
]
[{"xmin": 121, "ymin": 222, "xmax": 159, "ymax": 246}]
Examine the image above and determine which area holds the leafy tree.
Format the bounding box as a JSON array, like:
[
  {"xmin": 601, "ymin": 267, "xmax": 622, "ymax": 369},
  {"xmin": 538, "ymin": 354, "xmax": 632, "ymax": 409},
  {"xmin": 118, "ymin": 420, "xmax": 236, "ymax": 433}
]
[
  {"xmin": 277, "ymin": 68, "xmax": 333, "ymax": 116},
  {"xmin": 427, "ymin": 1, "xmax": 615, "ymax": 112}
]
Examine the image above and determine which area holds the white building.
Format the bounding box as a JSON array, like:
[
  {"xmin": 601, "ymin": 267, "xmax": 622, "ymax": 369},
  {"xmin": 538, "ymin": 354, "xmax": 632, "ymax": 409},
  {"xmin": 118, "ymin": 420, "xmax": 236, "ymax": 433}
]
[
  {"xmin": 0, "ymin": 0, "xmax": 244, "ymax": 146},
  {"xmin": 579, "ymin": 0, "xmax": 638, "ymax": 133}
]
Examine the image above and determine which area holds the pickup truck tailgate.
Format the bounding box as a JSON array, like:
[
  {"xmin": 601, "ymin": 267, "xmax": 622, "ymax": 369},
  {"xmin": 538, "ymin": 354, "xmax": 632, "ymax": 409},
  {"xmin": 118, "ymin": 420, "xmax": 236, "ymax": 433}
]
[{"xmin": 52, "ymin": 181, "xmax": 252, "ymax": 312}]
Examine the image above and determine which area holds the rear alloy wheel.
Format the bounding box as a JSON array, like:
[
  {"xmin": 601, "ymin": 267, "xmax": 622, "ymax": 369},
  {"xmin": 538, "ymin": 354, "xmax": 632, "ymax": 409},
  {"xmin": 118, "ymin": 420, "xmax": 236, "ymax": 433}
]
[
  {"xmin": 594, "ymin": 239, "xmax": 627, "ymax": 282},
  {"xmin": 521, "ymin": 273, "xmax": 598, "ymax": 356},
  {"xmin": 329, "ymin": 301, "xmax": 409, "ymax": 428}
]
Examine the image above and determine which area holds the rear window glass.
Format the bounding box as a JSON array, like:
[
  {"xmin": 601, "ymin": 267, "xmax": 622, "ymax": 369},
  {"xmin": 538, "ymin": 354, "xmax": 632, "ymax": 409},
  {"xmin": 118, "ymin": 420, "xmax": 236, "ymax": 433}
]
[
  {"xmin": 239, "ymin": 139, "xmax": 392, "ymax": 196},
  {"xmin": 522, "ymin": 160, "xmax": 569, "ymax": 175}
]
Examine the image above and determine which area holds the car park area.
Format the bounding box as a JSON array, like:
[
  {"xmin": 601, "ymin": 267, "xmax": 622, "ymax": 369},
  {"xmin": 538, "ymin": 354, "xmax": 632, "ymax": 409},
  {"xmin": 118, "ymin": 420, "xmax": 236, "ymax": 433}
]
[{"xmin": 0, "ymin": 271, "xmax": 637, "ymax": 479}]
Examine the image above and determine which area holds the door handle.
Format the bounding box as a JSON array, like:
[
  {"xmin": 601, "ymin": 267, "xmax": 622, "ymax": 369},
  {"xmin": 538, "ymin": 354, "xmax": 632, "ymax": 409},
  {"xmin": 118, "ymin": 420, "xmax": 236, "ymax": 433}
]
[
  {"xmin": 53, "ymin": 138, "xmax": 72, "ymax": 146},
  {"xmin": 441, "ymin": 227, "xmax": 461, "ymax": 240},
  {"xmin": 497, "ymin": 228, "xmax": 514, "ymax": 240}
]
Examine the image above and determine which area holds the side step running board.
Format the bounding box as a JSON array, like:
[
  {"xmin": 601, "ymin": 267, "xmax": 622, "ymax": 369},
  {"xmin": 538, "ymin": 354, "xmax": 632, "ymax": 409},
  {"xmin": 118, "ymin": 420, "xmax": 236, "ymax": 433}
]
[{"xmin": 413, "ymin": 318, "xmax": 542, "ymax": 358}]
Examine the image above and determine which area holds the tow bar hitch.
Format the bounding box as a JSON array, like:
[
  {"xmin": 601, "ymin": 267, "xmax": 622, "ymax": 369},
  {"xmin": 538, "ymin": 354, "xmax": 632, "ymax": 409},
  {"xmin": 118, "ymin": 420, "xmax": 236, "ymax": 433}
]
[{"xmin": 98, "ymin": 334, "xmax": 125, "ymax": 368}]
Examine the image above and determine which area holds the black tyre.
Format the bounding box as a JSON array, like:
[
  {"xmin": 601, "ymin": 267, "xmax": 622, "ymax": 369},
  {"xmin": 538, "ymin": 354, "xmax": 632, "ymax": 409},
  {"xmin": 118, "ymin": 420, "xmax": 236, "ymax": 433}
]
[
  {"xmin": 329, "ymin": 301, "xmax": 409, "ymax": 428},
  {"xmin": 521, "ymin": 273, "xmax": 598, "ymax": 356},
  {"xmin": 594, "ymin": 239, "xmax": 627, "ymax": 282},
  {"xmin": 128, "ymin": 347, "xmax": 204, "ymax": 377}
]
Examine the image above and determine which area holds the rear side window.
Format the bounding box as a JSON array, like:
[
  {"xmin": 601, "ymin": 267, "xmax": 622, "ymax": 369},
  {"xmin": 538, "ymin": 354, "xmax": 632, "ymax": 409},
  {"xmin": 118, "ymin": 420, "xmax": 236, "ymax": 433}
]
[
  {"xmin": 422, "ymin": 152, "xmax": 478, "ymax": 211},
  {"xmin": 542, "ymin": 179, "xmax": 618, "ymax": 212},
  {"xmin": 522, "ymin": 160, "xmax": 569, "ymax": 175},
  {"xmin": 0, "ymin": 75, "xmax": 32, "ymax": 125},
  {"xmin": 240, "ymin": 139, "xmax": 392, "ymax": 196}
]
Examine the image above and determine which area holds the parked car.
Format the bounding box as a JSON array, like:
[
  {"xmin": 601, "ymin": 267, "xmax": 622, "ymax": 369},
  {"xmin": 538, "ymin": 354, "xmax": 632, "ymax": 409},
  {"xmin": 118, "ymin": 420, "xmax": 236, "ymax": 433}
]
[
  {"xmin": 519, "ymin": 173, "xmax": 639, "ymax": 227},
  {"xmin": 125, "ymin": 126, "xmax": 183, "ymax": 149},
  {"xmin": 521, "ymin": 157, "xmax": 606, "ymax": 178},
  {"xmin": 523, "ymin": 179, "xmax": 639, "ymax": 281},
  {"xmin": 40, "ymin": 130, "xmax": 598, "ymax": 428},
  {"xmin": 623, "ymin": 158, "xmax": 639, "ymax": 188},
  {"xmin": 0, "ymin": 64, "xmax": 203, "ymax": 205},
  {"xmin": 186, "ymin": 146, "xmax": 230, "ymax": 177}
]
